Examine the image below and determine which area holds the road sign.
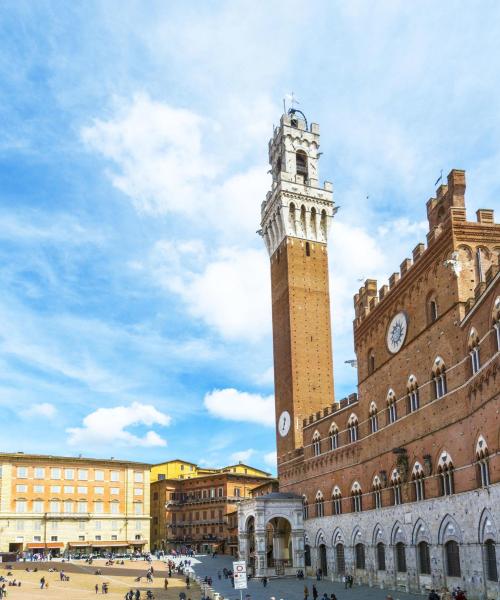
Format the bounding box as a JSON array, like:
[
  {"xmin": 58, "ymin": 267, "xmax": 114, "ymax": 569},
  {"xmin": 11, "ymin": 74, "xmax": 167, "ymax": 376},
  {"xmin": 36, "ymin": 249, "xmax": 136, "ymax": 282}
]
[{"xmin": 233, "ymin": 560, "xmax": 247, "ymax": 590}]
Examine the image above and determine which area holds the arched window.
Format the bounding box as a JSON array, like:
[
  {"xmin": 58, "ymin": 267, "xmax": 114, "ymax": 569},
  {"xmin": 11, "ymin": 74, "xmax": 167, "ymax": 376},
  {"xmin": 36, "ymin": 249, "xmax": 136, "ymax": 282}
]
[
  {"xmin": 395, "ymin": 542, "xmax": 407, "ymax": 572},
  {"xmin": 310, "ymin": 207, "xmax": 317, "ymax": 239},
  {"xmin": 372, "ymin": 475, "xmax": 383, "ymax": 509},
  {"xmin": 438, "ymin": 451, "xmax": 454, "ymax": 496},
  {"xmin": 493, "ymin": 296, "xmax": 500, "ymax": 350},
  {"xmin": 485, "ymin": 539, "xmax": 498, "ymax": 582},
  {"xmin": 369, "ymin": 402, "xmax": 378, "ymax": 433},
  {"xmin": 390, "ymin": 469, "xmax": 402, "ymax": 506},
  {"xmin": 302, "ymin": 496, "xmax": 309, "ymax": 520},
  {"xmin": 387, "ymin": 389, "xmax": 397, "ymax": 424},
  {"xmin": 445, "ymin": 540, "xmax": 461, "ymax": 577},
  {"xmin": 351, "ymin": 482, "xmax": 362, "ymax": 513},
  {"xmin": 288, "ymin": 203, "xmax": 297, "ymax": 236},
  {"xmin": 468, "ymin": 328, "xmax": 481, "ymax": 375},
  {"xmin": 355, "ymin": 543, "xmax": 365, "ymax": 569},
  {"xmin": 315, "ymin": 491, "xmax": 324, "ymax": 518},
  {"xmin": 320, "ymin": 209, "xmax": 327, "ymax": 241},
  {"xmin": 376, "ymin": 542, "xmax": 386, "ymax": 571},
  {"xmin": 407, "ymin": 375, "xmax": 419, "ymax": 413},
  {"xmin": 418, "ymin": 541, "xmax": 431, "ymax": 574},
  {"xmin": 332, "ymin": 486, "xmax": 342, "ymax": 515},
  {"xmin": 336, "ymin": 544, "xmax": 345, "ymax": 574},
  {"xmin": 296, "ymin": 150, "xmax": 308, "ymax": 180},
  {"xmin": 347, "ymin": 414, "xmax": 358, "ymax": 443},
  {"xmin": 432, "ymin": 357, "xmax": 447, "ymax": 399},
  {"xmin": 300, "ymin": 205, "xmax": 307, "ymax": 236},
  {"xmin": 412, "ymin": 462, "xmax": 425, "ymax": 501},
  {"xmin": 476, "ymin": 435, "xmax": 490, "ymax": 487},
  {"xmin": 312, "ymin": 431, "xmax": 321, "ymax": 456},
  {"xmin": 329, "ymin": 423, "xmax": 339, "ymax": 450},
  {"xmin": 304, "ymin": 544, "xmax": 311, "ymax": 567},
  {"xmin": 427, "ymin": 292, "xmax": 438, "ymax": 324},
  {"xmin": 368, "ymin": 349, "xmax": 375, "ymax": 375}
]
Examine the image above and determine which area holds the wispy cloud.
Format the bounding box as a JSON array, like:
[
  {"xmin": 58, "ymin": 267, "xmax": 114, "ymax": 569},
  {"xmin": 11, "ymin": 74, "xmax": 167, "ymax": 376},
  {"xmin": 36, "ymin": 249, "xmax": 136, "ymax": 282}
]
[{"xmin": 204, "ymin": 388, "xmax": 275, "ymax": 427}]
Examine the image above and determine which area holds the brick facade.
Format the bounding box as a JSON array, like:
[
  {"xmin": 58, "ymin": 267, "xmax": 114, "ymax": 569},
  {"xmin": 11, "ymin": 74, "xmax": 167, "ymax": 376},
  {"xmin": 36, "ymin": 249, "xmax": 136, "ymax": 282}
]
[{"xmin": 260, "ymin": 112, "xmax": 499, "ymax": 598}]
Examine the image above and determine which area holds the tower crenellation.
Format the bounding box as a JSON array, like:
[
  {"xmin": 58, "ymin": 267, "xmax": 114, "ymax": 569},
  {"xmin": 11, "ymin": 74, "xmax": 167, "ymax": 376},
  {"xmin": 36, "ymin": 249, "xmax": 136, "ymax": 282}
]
[{"xmin": 260, "ymin": 112, "xmax": 335, "ymax": 257}]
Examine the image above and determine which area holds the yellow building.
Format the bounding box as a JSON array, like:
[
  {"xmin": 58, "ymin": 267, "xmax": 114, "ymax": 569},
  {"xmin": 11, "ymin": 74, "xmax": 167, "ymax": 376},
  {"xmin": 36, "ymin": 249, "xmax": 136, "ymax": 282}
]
[
  {"xmin": 0, "ymin": 452, "xmax": 151, "ymax": 556},
  {"xmin": 151, "ymin": 459, "xmax": 270, "ymax": 482}
]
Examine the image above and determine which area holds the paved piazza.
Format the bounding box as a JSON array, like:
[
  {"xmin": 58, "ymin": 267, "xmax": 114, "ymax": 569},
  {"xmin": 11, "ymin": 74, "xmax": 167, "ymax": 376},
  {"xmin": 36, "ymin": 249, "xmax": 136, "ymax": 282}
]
[
  {"xmin": 192, "ymin": 556, "xmax": 418, "ymax": 600},
  {"xmin": 1, "ymin": 558, "xmax": 189, "ymax": 599}
]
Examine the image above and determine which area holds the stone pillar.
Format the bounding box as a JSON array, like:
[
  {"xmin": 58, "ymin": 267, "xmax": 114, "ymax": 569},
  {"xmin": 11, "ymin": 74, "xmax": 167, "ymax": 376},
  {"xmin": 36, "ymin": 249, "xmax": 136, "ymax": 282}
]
[
  {"xmin": 239, "ymin": 533, "xmax": 249, "ymax": 564},
  {"xmin": 272, "ymin": 529, "xmax": 285, "ymax": 560},
  {"xmin": 255, "ymin": 531, "xmax": 267, "ymax": 577},
  {"xmin": 292, "ymin": 532, "xmax": 304, "ymax": 569},
  {"xmin": 407, "ymin": 544, "xmax": 418, "ymax": 592}
]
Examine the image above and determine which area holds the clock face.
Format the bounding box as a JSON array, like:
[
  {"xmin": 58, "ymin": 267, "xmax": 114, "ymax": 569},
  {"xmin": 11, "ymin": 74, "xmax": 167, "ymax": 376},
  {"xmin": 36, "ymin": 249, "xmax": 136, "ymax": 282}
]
[
  {"xmin": 386, "ymin": 312, "xmax": 408, "ymax": 354},
  {"xmin": 278, "ymin": 411, "xmax": 291, "ymax": 437}
]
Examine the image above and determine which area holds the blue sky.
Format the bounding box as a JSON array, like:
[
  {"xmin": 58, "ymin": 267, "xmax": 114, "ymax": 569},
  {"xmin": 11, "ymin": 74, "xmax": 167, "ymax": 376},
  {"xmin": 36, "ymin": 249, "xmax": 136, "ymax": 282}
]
[{"xmin": 1, "ymin": 1, "xmax": 500, "ymax": 473}]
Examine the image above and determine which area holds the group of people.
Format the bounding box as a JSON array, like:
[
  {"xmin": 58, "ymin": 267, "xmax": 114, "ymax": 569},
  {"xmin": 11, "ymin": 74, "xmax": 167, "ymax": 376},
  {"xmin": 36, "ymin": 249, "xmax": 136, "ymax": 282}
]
[
  {"xmin": 427, "ymin": 587, "xmax": 467, "ymax": 600},
  {"xmin": 125, "ymin": 590, "xmax": 155, "ymax": 600},
  {"xmin": 303, "ymin": 585, "xmax": 337, "ymax": 600}
]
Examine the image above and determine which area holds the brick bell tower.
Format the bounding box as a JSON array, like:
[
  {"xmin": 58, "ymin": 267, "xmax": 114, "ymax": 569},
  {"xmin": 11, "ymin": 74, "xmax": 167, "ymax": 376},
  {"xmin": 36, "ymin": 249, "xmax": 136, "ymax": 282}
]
[{"xmin": 260, "ymin": 110, "xmax": 336, "ymax": 459}]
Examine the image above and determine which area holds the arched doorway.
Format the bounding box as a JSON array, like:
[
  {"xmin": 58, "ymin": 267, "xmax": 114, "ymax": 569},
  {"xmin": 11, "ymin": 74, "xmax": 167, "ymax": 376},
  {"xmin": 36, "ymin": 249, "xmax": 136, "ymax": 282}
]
[
  {"xmin": 266, "ymin": 517, "xmax": 293, "ymax": 575},
  {"xmin": 246, "ymin": 516, "xmax": 256, "ymax": 575},
  {"xmin": 319, "ymin": 543, "xmax": 328, "ymax": 576}
]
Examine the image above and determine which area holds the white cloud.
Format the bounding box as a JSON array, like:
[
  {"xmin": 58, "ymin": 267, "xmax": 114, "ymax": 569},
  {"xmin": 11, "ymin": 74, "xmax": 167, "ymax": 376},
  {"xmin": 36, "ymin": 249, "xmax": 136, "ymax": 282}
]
[
  {"xmin": 263, "ymin": 451, "xmax": 277, "ymax": 469},
  {"xmin": 230, "ymin": 449, "xmax": 255, "ymax": 463},
  {"xmin": 67, "ymin": 402, "xmax": 171, "ymax": 447},
  {"xmin": 82, "ymin": 93, "xmax": 271, "ymax": 242},
  {"xmin": 148, "ymin": 241, "xmax": 271, "ymax": 343},
  {"xmin": 81, "ymin": 94, "xmax": 217, "ymax": 217},
  {"xmin": 204, "ymin": 388, "xmax": 275, "ymax": 427},
  {"xmin": 20, "ymin": 402, "xmax": 57, "ymax": 419}
]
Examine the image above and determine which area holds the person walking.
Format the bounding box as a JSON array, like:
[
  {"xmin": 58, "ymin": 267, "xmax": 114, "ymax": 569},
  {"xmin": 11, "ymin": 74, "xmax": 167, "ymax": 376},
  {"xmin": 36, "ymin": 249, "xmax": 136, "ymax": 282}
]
[
  {"xmin": 40, "ymin": 576, "xmax": 46, "ymax": 589},
  {"xmin": 428, "ymin": 590, "xmax": 440, "ymax": 600},
  {"xmin": 312, "ymin": 584, "xmax": 318, "ymax": 600},
  {"xmin": 304, "ymin": 585, "xmax": 309, "ymax": 600}
]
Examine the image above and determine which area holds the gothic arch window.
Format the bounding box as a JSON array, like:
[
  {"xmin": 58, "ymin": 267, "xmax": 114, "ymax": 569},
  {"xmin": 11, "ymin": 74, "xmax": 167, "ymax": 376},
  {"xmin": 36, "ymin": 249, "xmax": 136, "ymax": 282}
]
[
  {"xmin": 390, "ymin": 469, "xmax": 403, "ymax": 506},
  {"xmin": 336, "ymin": 544, "xmax": 345, "ymax": 574},
  {"xmin": 372, "ymin": 475, "xmax": 383, "ymax": 509},
  {"xmin": 492, "ymin": 296, "xmax": 500, "ymax": 351},
  {"xmin": 310, "ymin": 206, "xmax": 317, "ymax": 239},
  {"xmin": 368, "ymin": 349, "xmax": 375, "ymax": 375},
  {"xmin": 407, "ymin": 375, "xmax": 419, "ymax": 413},
  {"xmin": 387, "ymin": 389, "xmax": 397, "ymax": 424},
  {"xmin": 312, "ymin": 431, "xmax": 321, "ymax": 456},
  {"xmin": 369, "ymin": 402, "xmax": 378, "ymax": 433},
  {"xmin": 332, "ymin": 486, "xmax": 342, "ymax": 515},
  {"xmin": 347, "ymin": 414, "xmax": 359, "ymax": 443},
  {"xmin": 355, "ymin": 543, "xmax": 366, "ymax": 569},
  {"xmin": 315, "ymin": 491, "xmax": 325, "ymax": 518},
  {"xmin": 438, "ymin": 451, "xmax": 454, "ymax": 496},
  {"xmin": 296, "ymin": 150, "xmax": 308, "ymax": 180},
  {"xmin": 432, "ymin": 356, "xmax": 447, "ymax": 399},
  {"xmin": 485, "ymin": 540, "xmax": 498, "ymax": 582},
  {"xmin": 302, "ymin": 495, "xmax": 309, "ymax": 520},
  {"xmin": 476, "ymin": 435, "xmax": 490, "ymax": 487},
  {"xmin": 300, "ymin": 204, "xmax": 307, "ymax": 236},
  {"xmin": 376, "ymin": 542, "xmax": 386, "ymax": 571},
  {"xmin": 445, "ymin": 540, "xmax": 461, "ymax": 577},
  {"xmin": 395, "ymin": 542, "xmax": 407, "ymax": 572},
  {"xmin": 351, "ymin": 482, "xmax": 362, "ymax": 513},
  {"xmin": 468, "ymin": 327, "xmax": 481, "ymax": 375},
  {"xmin": 426, "ymin": 291, "xmax": 439, "ymax": 324},
  {"xmin": 329, "ymin": 423, "xmax": 339, "ymax": 450},
  {"xmin": 320, "ymin": 209, "xmax": 327, "ymax": 241},
  {"xmin": 418, "ymin": 541, "xmax": 431, "ymax": 574},
  {"xmin": 411, "ymin": 462, "xmax": 425, "ymax": 501},
  {"xmin": 288, "ymin": 202, "xmax": 297, "ymax": 236}
]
